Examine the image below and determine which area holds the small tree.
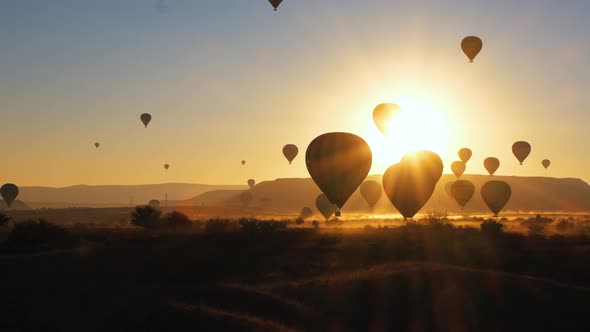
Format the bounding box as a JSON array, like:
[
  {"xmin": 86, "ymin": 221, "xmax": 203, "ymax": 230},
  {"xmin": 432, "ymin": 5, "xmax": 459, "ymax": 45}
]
[
  {"xmin": 131, "ymin": 205, "xmax": 162, "ymax": 229},
  {"xmin": 162, "ymin": 211, "xmax": 192, "ymax": 229},
  {"xmin": 0, "ymin": 213, "xmax": 12, "ymax": 228},
  {"xmin": 481, "ymin": 219, "xmax": 504, "ymax": 236}
]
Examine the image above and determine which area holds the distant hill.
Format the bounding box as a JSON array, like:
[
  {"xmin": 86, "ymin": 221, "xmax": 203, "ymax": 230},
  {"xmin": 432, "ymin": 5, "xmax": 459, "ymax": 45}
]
[
  {"xmin": 0, "ymin": 200, "xmax": 32, "ymax": 211},
  {"xmin": 19, "ymin": 183, "xmax": 247, "ymax": 208},
  {"xmin": 185, "ymin": 175, "xmax": 590, "ymax": 216}
]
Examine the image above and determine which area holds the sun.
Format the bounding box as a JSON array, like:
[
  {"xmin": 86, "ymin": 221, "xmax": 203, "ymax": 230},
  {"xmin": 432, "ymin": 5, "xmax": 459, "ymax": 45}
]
[{"xmin": 366, "ymin": 97, "xmax": 449, "ymax": 172}]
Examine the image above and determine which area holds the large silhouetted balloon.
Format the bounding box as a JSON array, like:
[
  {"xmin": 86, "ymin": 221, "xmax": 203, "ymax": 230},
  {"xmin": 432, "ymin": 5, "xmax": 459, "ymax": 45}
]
[
  {"xmin": 373, "ymin": 103, "xmax": 401, "ymax": 137},
  {"xmin": 1, "ymin": 183, "xmax": 19, "ymax": 208},
  {"xmin": 451, "ymin": 161, "xmax": 466, "ymax": 178},
  {"xmin": 268, "ymin": 0, "xmax": 283, "ymax": 11},
  {"xmin": 248, "ymin": 179, "xmax": 255, "ymax": 189},
  {"xmin": 306, "ymin": 132, "xmax": 372, "ymax": 214},
  {"xmin": 461, "ymin": 36, "xmax": 483, "ymax": 62},
  {"xmin": 542, "ymin": 159, "xmax": 551, "ymax": 169},
  {"xmin": 481, "ymin": 181, "xmax": 512, "ymax": 217},
  {"xmin": 282, "ymin": 144, "xmax": 299, "ymax": 164},
  {"xmin": 315, "ymin": 194, "xmax": 337, "ymax": 220},
  {"xmin": 382, "ymin": 161, "xmax": 439, "ymax": 219},
  {"xmin": 512, "ymin": 141, "xmax": 531, "ymax": 165},
  {"xmin": 360, "ymin": 180, "xmax": 382, "ymax": 210},
  {"xmin": 300, "ymin": 207, "xmax": 313, "ymax": 220},
  {"xmin": 148, "ymin": 200, "xmax": 160, "ymax": 208},
  {"xmin": 94, "ymin": 142, "xmax": 100, "ymax": 149},
  {"xmin": 240, "ymin": 191, "xmax": 253, "ymax": 206},
  {"xmin": 164, "ymin": 164, "xmax": 169, "ymax": 170},
  {"xmin": 458, "ymin": 148, "xmax": 472, "ymax": 163},
  {"xmin": 451, "ymin": 180, "xmax": 475, "ymax": 209},
  {"xmin": 241, "ymin": 160, "xmax": 246, "ymax": 166},
  {"xmin": 401, "ymin": 150, "xmax": 444, "ymax": 183},
  {"xmin": 484, "ymin": 157, "xmax": 500, "ymax": 176},
  {"xmin": 140, "ymin": 113, "xmax": 152, "ymax": 128}
]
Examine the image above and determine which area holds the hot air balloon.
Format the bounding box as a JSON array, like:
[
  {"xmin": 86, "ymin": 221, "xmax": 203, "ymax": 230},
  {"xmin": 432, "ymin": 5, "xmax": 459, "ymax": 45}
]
[
  {"xmin": 481, "ymin": 181, "xmax": 512, "ymax": 217},
  {"xmin": 451, "ymin": 161, "xmax": 466, "ymax": 178},
  {"xmin": 94, "ymin": 142, "xmax": 100, "ymax": 149},
  {"xmin": 484, "ymin": 157, "xmax": 500, "ymax": 176},
  {"xmin": 360, "ymin": 180, "xmax": 382, "ymax": 210},
  {"xmin": 300, "ymin": 207, "xmax": 313, "ymax": 220},
  {"xmin": 382, "ymin": 159, "xmax": 442, "ymax": 220},
  {"xmin": 268, "ymin": 0, "xmax": 283, "ymax": 11},
  {"xmin": 373, "ymin": 103, "xmax": 401, "ymax": 137},
  {"xmin": 306, "ymin": 132, "xmax": 372, "ymax": 216},
  {"xmin": 248, "ymin": 179, "xmax": 255, "ymax": 189},
  {"xmin": 444, "ymin": 181, "xmax": 455, "ymax": 199},
  {"xmin": 461, "ymin": 36, "xmax": 483, "ymax": 62},
  {"xmin": 458, "ymin": 148, "xmax": 472, "ymax": 163},
  {"xmin": 315, "ymin": 194, "xmax": 337, "ymax": 220},
  {"xmin": 148, "ymin": 199, "xmax": 161, "ymax": 209},
  {"xmin": 512, "ymin": 141, "xmax": 531, "ymax": 165},
  {"xmin": 240, "ymin": 191, "xmax": 253, "ymax": 206},
  {"xmin": 542, "ymin": 159, "xmax": 551, "ymax": 169},
  {"xmin": 1, "ymin": 183, "xmax": 19, "ymax": 208},
  {"xmin": 282, "ymin": 144, "xmax": 299, "ymax": 164},
  {"xmin": 140, "ymin": 113, "xmax": 152, "ymax": 128},
  {"xmin": 401, "ymin": 150, "xmax": 444, "ymax": 182},
  {"xmin": 241, "ymin": 160, "xmax": 246, "ymax": 166},
  {"xmin": 451, "ymin": 180, "xmax": 475, "ymax": 209}
]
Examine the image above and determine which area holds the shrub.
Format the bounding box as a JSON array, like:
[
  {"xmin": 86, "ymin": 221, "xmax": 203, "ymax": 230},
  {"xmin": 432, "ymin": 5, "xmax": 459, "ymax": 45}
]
[
  {"xmin": 238, "ymin": 218, "xmax": 288, "ymax": 233},
  {"xmin": 480, "ymin": 219, "xmax": 504, "ymax": 236},
  {"xmin": 422, "ymin": 210, "xmax": 450, "ymax": 226},
  {"xmin": 7, "ymin": 218, "xmax": 72, "ymax": 251},
  {"xmin": 312, "ymin": 220, "xmax": 319, "ymax": 229},
  {"xmin": 555, "ymin": 219, "xmax": 575, "ymax": 233},
  {"xmin": 205, "ymin": 219, "xmax": 239, "ymax": 233},
  {"xmin": 294, "ymin": 217, "xmax": 305, "ymax": 225},
  {"xmin": 0, "ymin": 213, "xmax": 12, "ymax": 228},
  {"xmin": 130, "ymin": 205, "xmax": 162, "ymax": 229},
  {"xmin": 162, "ymin": 211, "xmax": 192, "ymax": 229}
]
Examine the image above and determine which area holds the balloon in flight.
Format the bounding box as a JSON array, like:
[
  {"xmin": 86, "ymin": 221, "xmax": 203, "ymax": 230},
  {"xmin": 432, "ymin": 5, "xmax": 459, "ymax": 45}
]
[
  {"xmin": 164, "ymin": 164, "xmax": 169, "ymax": 170},
  {"xmin": 444, "ymin": 181, "xmax": 455, "ymax": 199},
  {"xmin": 359, "ymin": 180, "xmax": 382, "ymax": 210},
  {"xmin": 140, "ymin": 113, "xmax": 152, "ymax": 128},
  {"xmin": 458, "ymin": 148, "xmax": 472, "ymax": 163},
  {"xmin": 148, "ymin": 200, "xmax": 161, "ymax": 208},
  {"xmin": 512, "ymin": 141, "xmax": 531, "ymax": 165},
  {"xmin": 282, "ymin": 144, "xmax": 299, "ymax": 164},
  {"xmin": 248, "ymin": 179, "xmax": 255, "ymax": 189},
  {"xmin": 542, "ymin": 159, "xmax": 551, "ymax": 169},
  {"xmin": 461, "ymin": 36, "xmax": 483, "ymax": 62},
  {"xmin": 300, "ymin": 207, "xmax": 313, "ymax": 220},
  {"xmin": 306, "ymin": 133, "xmax": 372, "ymax": 214},
  {"xmin": 268, "ymin": 0, "xmax": 283, "ymax": 11},
  {"xmin": 372, "ymin": 103, "xmax": 401, "ymax": 137},
  {"xmin": 451, "ymin": 180, "xmax": 475, "ymax": 209},
  {"xmin": 241, "ymin": 160, "xmax": 246, "ymax": 166},
  {"xmin": 0, "ymin": 183, "xmax": 19, "ymax": 208},
  {"xmin": 401, "ymin": 150, "xmax": 444, "ymax": 183},
  {"xmin": 94, "ymin": 142, "xmax": 100, "ymax": 149},
  {"xmin": 451, "ymin": 161, "xmax": 466, "ymax": 178},
  {"xmin": 315, "ymin": 194, "xmax": 337, "ymax": 220},
  {"xmin": 484, "ymin": 157, "xmax": 500, "ymax": 176},
  {"xmin": 481, "ymin": 180, "xmax": 512, "ymax": 217}
]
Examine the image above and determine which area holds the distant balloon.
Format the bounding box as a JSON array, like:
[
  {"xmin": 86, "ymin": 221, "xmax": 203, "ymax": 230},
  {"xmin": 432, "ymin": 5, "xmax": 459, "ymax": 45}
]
[
  {"xmin": 148, "ymin": 199, "xmax": 160, "ymax": 209},
  {"xmin": 315, "ymin": 194, "xmax": 337, "ymax": 220},
  {"xmin": 373, "ymin": 103, "xmax": 401, "ymax": 137},
  {"xmin": 164, "ymin": 164, "xmax": 169, "ymax": 170},
  {"xmin": 248, "ymin": 179, "xmax": 255, "ymax": 189},
  {"xmin": 306, "ymin": 132, "xmax": 372, "ymax": 215},
  {"xmin": 241, "ymin": 160, "xmax": 246, "ymax": 166},
  {"xmin": 268, "ymin": 0, "xmax": 283, "ymax": 11},
  {"xmin": 451, "ymin": 180, "xmax": 475, "ymax": 209},
  {"xmin": 0, "ymin": 183, "xmax": 19, "ymax": 208},
  {"xmin": 401, "ymin": 150, "xmax": 444, "ymax": 183},
  {"xmin": 382, "ymin": 159, "xmax": 441, "ymax": 219},
  {"xmin": 458, "ymin": 148, "xmax": 472, "ymax": 163},
  {"xmin": 300, "ymin": 207, "xmax": 313, "ymax": 220},
  {"xmin": 140, "ymin": 113, "xmax": 152, "ymax": 128},
  {"xmin": 481, "ymin": 181, "xmax": 512, "ymax": 217},
  {"xmin": 359, "ymin": 180, "xmax": 382, "ymax": 210},
  {"xmin": 240, "ymin": 191, "xmax": 253, "ymax": 206},
  {"xmin": 542, "ymin": 159, "xmax": 551, "ymax": 169},
  {"xmin": 461, "ymin": 36, "xmax": 483, "ymax": 62},
  {"xmin": 484, "ymin": 157, "xmax": 500, "ymax": 176},
  {"xmin": 451, "ymin": 161, "xmax": 466, "ymax": 178},
  {"xmin": 282, "ymin": 144, "xmax": 299, "ymax": 164},
  {"xmin": 94, "ymin": 142, "xmax": 100, "ymax": 148},
  {"xmin": 512, "ymin": 141, "xmax": 531, "ymax": 165},
  {"xmin": 444, "ymin": 181, "xmax": 455, "ymax": 199}
]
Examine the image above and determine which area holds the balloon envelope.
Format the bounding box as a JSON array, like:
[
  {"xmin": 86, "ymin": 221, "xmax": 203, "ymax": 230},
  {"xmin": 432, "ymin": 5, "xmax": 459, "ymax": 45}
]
[
  {"xmin": 282, "ymin": 144, "xmax": 299, "ymax": 164},
  {"xmin": 481, "ymin": 181, "xmax": 512, "ymax": 217},
  {"xmin": 382, "ymin": 161, "xmax": 439, "ymax": 219},
  {"xmin": 148, "ymin": 200, "xmax": 160, "ymax": 208},
  {"xmin": 484, "ymin": 157, "xmax": 500, "ymax": 176},
  {"xmin": 512, "ymin": 141, "xmax": 531, "ymax": 165},
  {"xmin": 461, "ymin": 36, "xmax": 483, "ymax": 62},
  {"xmin": 401, "ymin": 150, "xmax": 444, "ymax": 183},
  {"xmin": 451, "ymin": 180, "xmax": 475, "ymax": 209},
  {"xmin": 164, "ymin": 164, "xmax": 169, "ymax": 170},
  {"xmin": 542, "ymin": 159, "xmax": 551, "ymax": 169},
  {"xmin": 300, "ymin": 207, "xmax": 313, "ymax": 220},
  {"xmin": 268, "ymin": 0, "xmax": 283, "ymax": 10},
  {"xmin": 360, "ymin": 180, "xmax": 382, "ymax": 210},
  {"xmin": 247, "ymin": 179, "xmax": 255, "ymax": 189},
  {"xmin": 0, "ymin": 183, "xmax": 19, "ymax": 207},
  {"xmin": 372, "ymin": 103, "xmax": 401, "ymax": 137},
  {"xmin": 451, "ymin": 161, "xmax": 466, "ymax": 178},
  {"xmin": 315, "ymin": 194, "xmax": 337, "ymax": 220},
  {"xmin": 94, "ymin": 142, "xmax": 100, "ymax": 148},
  {"xmin": 140, "ymin": 113, "xmax": 152, "ymax": 128},
  {"xmin": 458, "ymin": 148, "xmax": 472, "ymax": 163},
  {"xmin": 306, "ymin": 132, "xmax": 372, "ymax": 210},
  {"xmin": 241, "ymin": 160, "xmax": 246, "ymax": 166},
  {"xmin": 444, "ymin": 181, "xmax": 455, "ymax": 199}
]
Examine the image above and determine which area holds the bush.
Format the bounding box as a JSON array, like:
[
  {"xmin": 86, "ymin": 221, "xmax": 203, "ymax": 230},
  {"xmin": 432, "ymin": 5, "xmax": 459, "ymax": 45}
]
[
  {"xmin": 294, "ymin": 217, "xmax": 305, "ymax": 225},
  {"xmin": 131, "ymin": 205, "xmax": 162, "ymax": 229},
  {"xmin": 312, "ymin": 220, "xmax": 319, "ymax": 229},
  {"xmin": 7, "ymin": 219, "xmax": 72, "ymax": 251},
  {"xmin": 422, "ymin": 210, "xmax": 450, "ymax": 226},
  {"xmin": 238, "ymin": 218, "xmax": 288, "ymax": 233},
  {"xmin": 555, "ymin": 219, "xmax": 575, "ymax": 233},
  {"xmin": 162, "ymin": 211, "xmax": 192, "ymax": 229},
  {"xmin": 205, "ymin": 219, "xmax": 239, "ymax": 233},
  {"xmin": 480, "ymin": 219, "xmax": 504, "ymax": 236},
  {"xmin": 0, "ymin": 213, "xmax": 12, "ymax": 228}
]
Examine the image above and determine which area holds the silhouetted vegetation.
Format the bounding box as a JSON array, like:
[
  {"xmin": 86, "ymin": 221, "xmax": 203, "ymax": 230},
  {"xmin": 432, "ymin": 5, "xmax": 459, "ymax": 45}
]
[
  {"xmin": 238, "ymin": 218, "xmax": 288, "ymax": 233},
  {"xmin": 131, "ymin": 205, "xmax": 162, "ymax": 229},
  {"xmin": 162, "ymin": 211, "xmax": 193, "ymax": 229},
  {"xmin": 480, "ymin": 218, "xmax": 504, "ymax": 236},
  {"xmin": 3, "ymin": 218, "xmax": 74, "ymax": 252},
  {"xmin": 0, "ymin": 212, "xmax": 11, "ymax": 227}
]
